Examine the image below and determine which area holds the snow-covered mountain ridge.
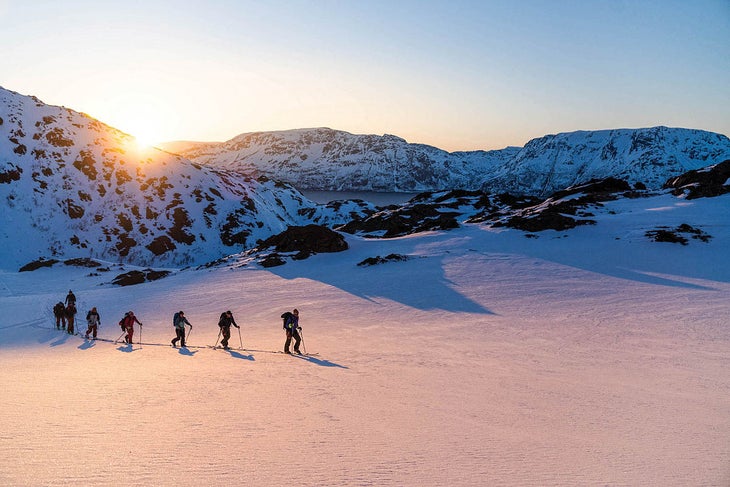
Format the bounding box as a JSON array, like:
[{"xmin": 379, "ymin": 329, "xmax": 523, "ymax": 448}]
[
  {"xmin": 0, "ymin": 87, "xmax": 372, "ymax": 269},
  {"xmin": 164, "ymin": 126, "xmax": 730, "ymax": 196},
  {"xmin": 162, "ymin": 128, "xmax": 520, "ymax": 193}
]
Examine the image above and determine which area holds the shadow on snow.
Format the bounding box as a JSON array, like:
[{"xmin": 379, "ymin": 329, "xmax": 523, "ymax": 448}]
[
  {"xmin": 292, "ymin": 354, "xmax": 348, "ymax": 368},
  {"xmin": 267, "ymin": 251, "xmax": 496, "ymax": 315}
]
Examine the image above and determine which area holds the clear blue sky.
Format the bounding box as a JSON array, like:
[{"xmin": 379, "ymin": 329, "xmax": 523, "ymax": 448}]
[{"xmin": 2, "ymin": 0, "xmax": 728, "ymax": 151}]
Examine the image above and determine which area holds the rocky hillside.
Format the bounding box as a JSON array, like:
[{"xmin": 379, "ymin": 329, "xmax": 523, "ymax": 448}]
[
  {"xmin": 165, "ymin": 127, "xmax": 730, "ymax": 196},
  {"xmin": 336, "ymin": 159, "xmax": 730, "ymax": 241},
  {"xmin": 0, "ymin": 87, "xmax": 373, "ymax": 269}
]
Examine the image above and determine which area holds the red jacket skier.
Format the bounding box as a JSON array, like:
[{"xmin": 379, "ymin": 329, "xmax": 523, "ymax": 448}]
[{"xmin": 120, "ymin": 311, "xmax": 143, "ymax": 344}]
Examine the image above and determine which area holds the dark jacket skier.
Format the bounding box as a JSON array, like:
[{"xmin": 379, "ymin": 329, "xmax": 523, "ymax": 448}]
[
  {"xmin": 171, "ymin": 311, "xmax": 192, "ymax": 348},
  {"xmin": 85, "ymin": 307, "xmax": 100, "ymax": 340},
  {"xmin": 65, "ymin": 290, "xmax": 76, "ymax": 306},
  {"xmin": 282, "ymin": 308, "xmax": 301, "ymax": 354},
  {"xmin": 217, "ymin": 310, "xmax": 239, "ymax": 349},
  {"xmin": 65, "ymin": 303, "xmax": 77, "ymax": 335},
  {"xmin": 53, "ymin": 302, "xmax": 66, "ymax": 330}
]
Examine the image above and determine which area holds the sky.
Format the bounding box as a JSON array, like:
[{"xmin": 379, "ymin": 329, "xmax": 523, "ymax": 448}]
[{"xmin": 1, "ymin": 0, "xmax": 728, "ymax": 151}]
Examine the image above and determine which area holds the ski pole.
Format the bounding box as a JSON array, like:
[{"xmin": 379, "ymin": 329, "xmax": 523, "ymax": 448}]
[
  {"xmin": 186, "ymin": 324, "xmax": 192, "ymax": 344},
  {"xmin": 139, "ymin": 323, "xmax": 143, "ymax": 346},
  {"xmin": 299, "ymin": 328, "xmax": 307, "ymax": 355},
  {"xmin": 214, "ymin": 328, "xmax": 221, "ymax": 348},
  {"xmin": 114, "ymin": 330, "xmax": 126, "ymax": 344},
  {"xmin": 237, "ymin": 326, "xmax": 243, "ymax": 350}
]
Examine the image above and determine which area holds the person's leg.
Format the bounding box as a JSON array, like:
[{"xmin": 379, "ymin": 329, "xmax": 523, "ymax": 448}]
[{"xmin": 284, "ymin": 330, "xmax": 292, "ymax": 353}]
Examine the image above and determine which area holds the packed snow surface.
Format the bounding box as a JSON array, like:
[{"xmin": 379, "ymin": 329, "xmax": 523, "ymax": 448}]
[{"xmin": 1, "ymin": 193, "xmax": 729, "ymax": 486}]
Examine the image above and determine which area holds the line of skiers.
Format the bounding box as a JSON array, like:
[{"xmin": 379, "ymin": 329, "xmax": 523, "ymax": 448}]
[
  {"xmin": 53, "ymin": 290, "xmax": 102, "ymax": 339},
  {"xmin": 52, "ymin": 291, "xmax": 304, "ymax": 353}
]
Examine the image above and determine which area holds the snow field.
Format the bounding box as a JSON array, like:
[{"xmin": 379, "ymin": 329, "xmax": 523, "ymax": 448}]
[{"xmin": 1, "ymin": 192, "xmax": 729, "ymax": 486}]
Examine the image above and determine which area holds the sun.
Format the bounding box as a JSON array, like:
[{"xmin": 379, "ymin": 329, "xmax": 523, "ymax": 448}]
[
  {"xmin": 129, "ymin": 126, "xmax": 160, "ymax": 150},
  {"xmin": 116, "ymin": 112, "xmax": 165, "ymax": 151}
]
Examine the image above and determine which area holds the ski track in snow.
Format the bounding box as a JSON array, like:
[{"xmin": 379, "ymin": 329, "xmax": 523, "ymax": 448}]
[{"xmin": 1, "ymin": 195, "xmax": 730, "ymax": 486}]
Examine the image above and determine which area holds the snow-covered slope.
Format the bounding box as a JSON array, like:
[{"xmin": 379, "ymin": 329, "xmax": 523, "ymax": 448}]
[
  {"xmin": 164, "ymin": 127, "xmax": 730, "ymax": 196},
  {"xmin": 1, "ymin": 187, "xmax": 728, "ymax": 486},
  {"xmin": 0, "ymin": 87, "xmax": 373, "ymax": 269},
  {"xmin": 161, "ymin": 127, "xmax": 520, "ymax": 192}
]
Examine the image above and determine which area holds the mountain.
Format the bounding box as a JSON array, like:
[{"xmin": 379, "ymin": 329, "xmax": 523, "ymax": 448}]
[
  {"xmin": 164, "ymin": 127, "xmax": 730, "ymax": 196},
  {"xmin": 483, "ymin": 127, "xmax": 730, "ymax": 196},
  {"xmin": 161, "ymin": 128, "xmax": 521, "ymax": 192},
  {"xmin": 0, "ymin": 87, "xmax": 373, "ymax": 269}
]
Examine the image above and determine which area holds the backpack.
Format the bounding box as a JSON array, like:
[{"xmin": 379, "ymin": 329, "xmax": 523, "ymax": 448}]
[
  {"xmin": 173, "ymin": 312, "xmax": 180, "ymax": 327},
  {"xmin": 119, "ymin": 315, "xmax": 126, "ymax": 329},
  {"xmin": 281, "ymin": 312, "xmax": 293, "ymax": 329}
]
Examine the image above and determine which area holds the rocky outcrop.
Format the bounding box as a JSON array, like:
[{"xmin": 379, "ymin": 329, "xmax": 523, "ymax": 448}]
[
  {"xmin": 259, "ymin": 225, "xmax": 348, "ymax": 257},
  {"xmin": 663, "ymin": 160, "xmax": 730, "ymax": 199}
]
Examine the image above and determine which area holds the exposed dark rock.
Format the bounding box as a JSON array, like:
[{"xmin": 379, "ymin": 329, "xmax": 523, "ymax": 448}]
[
  {"xmin": 73, "ymin": 151, "xmax": 98, "ymax": 181},
  {"xmin": 549, "ymin": 177, "xmax": 632, "ymax": 201},
  {"xmin": 112, "ymin": 268, "xmax": 171, "ymax": 286},
  {"xmin": 646, "ymin": 224, "xmax": 712, "ymax": 245},
  {"xmin": 220, "ymin": 208, "xmax": 251, "ymax": 246},
  {"xmin": 664, "ymin": 159, "xmax": 730, "ymax": 199},
  {"xmin": 500, "ymin": 211, "xmax": 595, "ymax": 232},
  {"xmin": 492, "ymin": 178, "xmax": 635, "ymax": 232},
  {"xmin": 645, "ymin": 229, "xmax": 688, "ymax": 245},
  {"xmin": 496, "ymin": 193, "xmax": 542, "ymax": 209},
  {"xmin": 259, "ymin": 225, "xmax": 348, "ymax": 254},
  {"xmin": 260, "ymin": 253, "xmax": 286, "ymax": 268},
  {"xmin": 146, "ymin": 235, "xmax": 177, "ymax": 256},
  {"xmin": 338, "ymin": 203, "xmax": 460, "ymax": 238},
  {"xmin": 45, "ymin": 127, "xmax": 74, "ymax": 147},
  {"xmin": 357, "ymin": 253, "xmax": 409, "ymax": 266},
  {"xmin": 114, "ymin": 234, "xmax": 138, "ymax": 257},
  {"xmin": 64, "ymin": 258, "xmax": 102, "ymax": 267},
  {"xmin": 168, "ymin": 207, "xmax": 195, "ymax": 244},
  {"xmin": 676, "ymin": 223, "xmax": 712, "ymax": 242},
  {"xmin": 66, "ymin": 200, "xmax": 85, "ymax": 219},
  {"xmin": 145, "ymin": 269, "xmax": 171, "ymax": 281},
  {"xmin": 0, "ymin": 164, "xmax": 22, "ymax": 184},
  {"xmin": 19, "ymin": 258, "xmax": 59, "ymax": 272}
]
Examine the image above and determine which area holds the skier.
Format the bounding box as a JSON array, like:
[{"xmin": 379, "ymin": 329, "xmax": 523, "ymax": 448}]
[
  {"xmin": 120, "ymin": 311, "xmax": 143, "ymax": 344},
  {"xmin": 217, "ymin": 310, "xmax": 239, "ymax": 350},
  {"xmin": 171, "ymin": 311, "xmax": 192, "ymax": 348},
  {"xmin": 65, "ymin": 303, "xmax": 77, "ymax": 335},
  {"xmin": 85, "ymin": 307, "xmax": 101, "ymax": 340},
  {"xmin": 53, "ymin": 302, "xmax": 66, "ymax": 330},
  {"xmin": 281, "ymin": 308, "xmax": 301, "ymax": 355},
  {"xmin": 65, "ymin": 290, "xmax": 76, "ymax": 307}
]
